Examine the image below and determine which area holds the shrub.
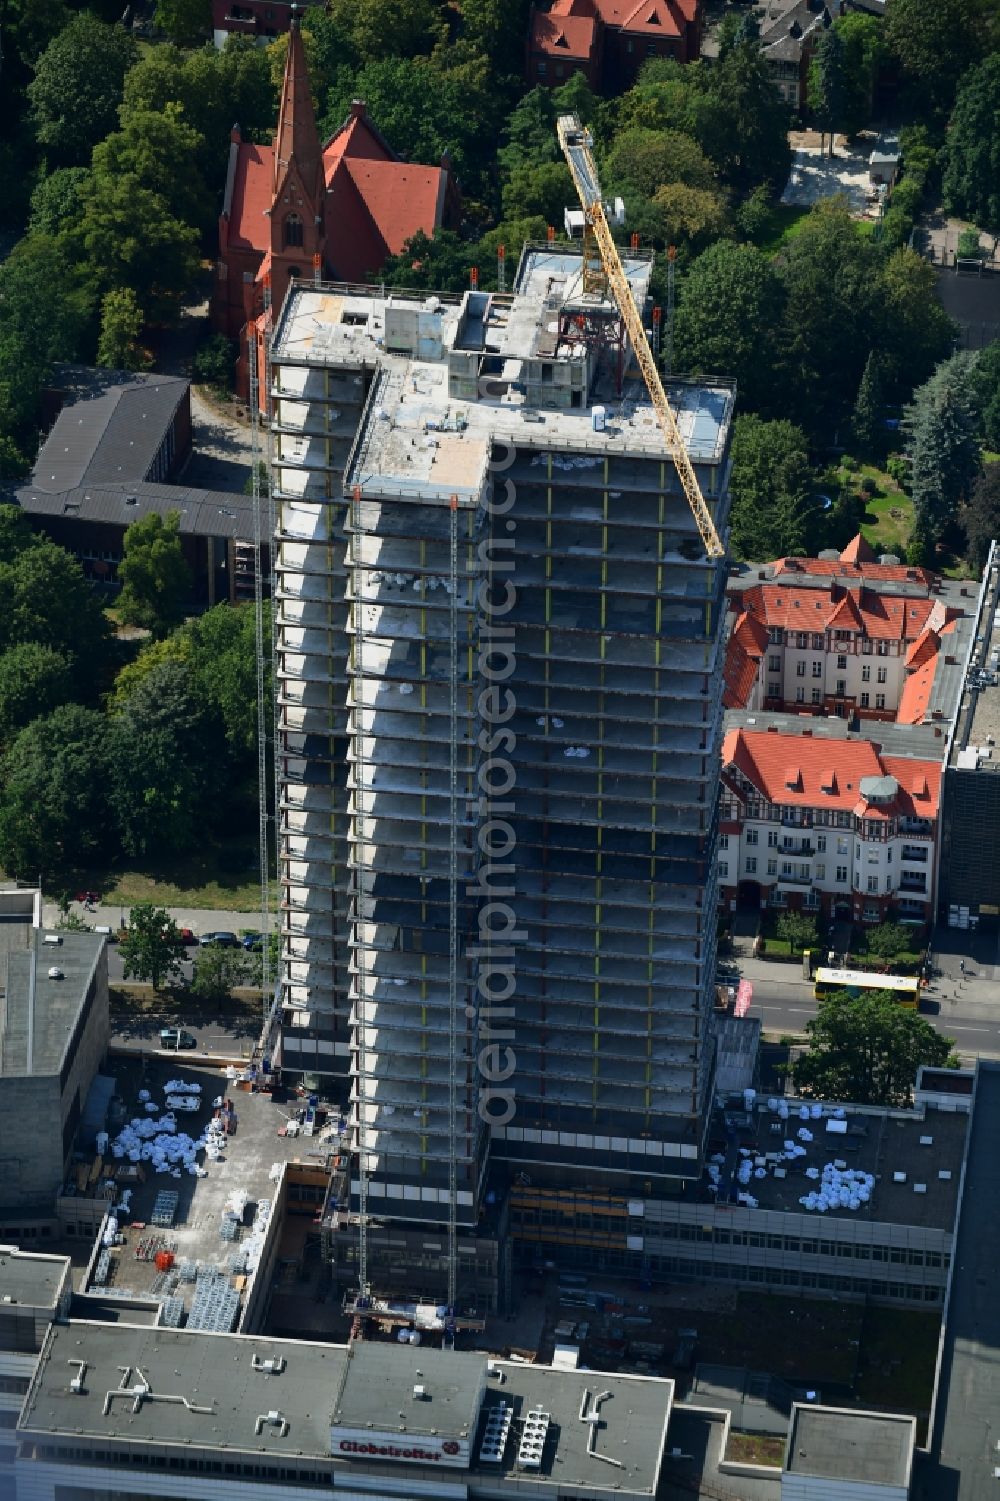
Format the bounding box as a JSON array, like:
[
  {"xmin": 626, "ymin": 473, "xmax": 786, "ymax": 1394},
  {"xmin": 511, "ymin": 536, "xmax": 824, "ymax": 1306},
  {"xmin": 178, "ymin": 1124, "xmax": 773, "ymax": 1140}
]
[{"xmin": 193, "ymin": 334, "xmax": 236, "ymax": 390}]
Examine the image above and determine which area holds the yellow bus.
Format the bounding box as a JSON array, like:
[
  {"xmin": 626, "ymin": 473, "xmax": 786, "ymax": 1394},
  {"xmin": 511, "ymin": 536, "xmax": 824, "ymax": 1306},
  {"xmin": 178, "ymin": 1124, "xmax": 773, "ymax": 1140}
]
[{"xmin": 813, "ymin": 967, "xmax": 920, "ymax": 1008}]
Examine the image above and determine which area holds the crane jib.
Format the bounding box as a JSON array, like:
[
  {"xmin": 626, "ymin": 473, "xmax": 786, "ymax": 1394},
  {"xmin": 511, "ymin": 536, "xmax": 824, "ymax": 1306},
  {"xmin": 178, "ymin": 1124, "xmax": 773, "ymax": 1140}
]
[{"xmin": 556, "ymin": 114, "xmax": 725, "ymax": 561}]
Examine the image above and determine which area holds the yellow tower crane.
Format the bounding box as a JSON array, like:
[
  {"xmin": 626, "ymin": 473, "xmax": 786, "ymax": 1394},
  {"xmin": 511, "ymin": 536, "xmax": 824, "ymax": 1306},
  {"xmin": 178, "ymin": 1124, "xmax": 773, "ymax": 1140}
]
[{"xmin": 556, "ymin": 113, "xmax": 725, "ymax": 560}]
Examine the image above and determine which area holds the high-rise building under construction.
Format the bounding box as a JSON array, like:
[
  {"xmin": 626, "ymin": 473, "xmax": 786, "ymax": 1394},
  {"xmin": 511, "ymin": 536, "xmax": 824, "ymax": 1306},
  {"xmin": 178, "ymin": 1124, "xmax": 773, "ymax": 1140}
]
[{"xmin": 268, "ymin": 244, "xmax": 734, "ymax": 1310}]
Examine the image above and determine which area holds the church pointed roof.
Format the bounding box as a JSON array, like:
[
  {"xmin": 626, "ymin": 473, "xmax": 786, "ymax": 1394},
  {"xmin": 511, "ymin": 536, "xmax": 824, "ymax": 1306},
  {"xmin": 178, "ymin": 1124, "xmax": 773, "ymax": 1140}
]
[{"xmin": 273, "ymin": 17, "xmax": 323, "ymax": 202}]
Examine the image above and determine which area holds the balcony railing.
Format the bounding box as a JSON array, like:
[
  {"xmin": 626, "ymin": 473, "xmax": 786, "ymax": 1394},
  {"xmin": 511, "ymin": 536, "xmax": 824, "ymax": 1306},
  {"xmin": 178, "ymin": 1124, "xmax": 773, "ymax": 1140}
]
[{"xmin": 900, "ymin": 847, "xmax": 928, "ymax": 864}]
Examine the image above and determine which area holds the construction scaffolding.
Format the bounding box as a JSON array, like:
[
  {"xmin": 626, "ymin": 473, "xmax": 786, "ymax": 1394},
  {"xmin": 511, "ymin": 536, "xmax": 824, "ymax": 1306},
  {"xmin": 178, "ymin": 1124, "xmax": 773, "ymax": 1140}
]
[{"xmin": 267, "ymin": 245, "xmax": 734, "ymax": 1311}]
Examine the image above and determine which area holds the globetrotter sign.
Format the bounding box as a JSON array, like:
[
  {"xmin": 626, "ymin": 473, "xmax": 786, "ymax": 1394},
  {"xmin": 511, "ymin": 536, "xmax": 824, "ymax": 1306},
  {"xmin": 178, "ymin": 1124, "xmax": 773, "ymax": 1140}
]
[{"xmin": 331, "ymin": 1427, "xmax": 469, "ymax": 1467}]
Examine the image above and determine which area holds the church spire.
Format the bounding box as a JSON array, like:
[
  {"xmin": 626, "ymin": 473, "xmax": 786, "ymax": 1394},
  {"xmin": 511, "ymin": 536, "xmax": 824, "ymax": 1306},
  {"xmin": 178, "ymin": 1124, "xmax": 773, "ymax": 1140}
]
[{"xmin": 273, "ymin": 9, "xmax": 323, "ymax": 202}]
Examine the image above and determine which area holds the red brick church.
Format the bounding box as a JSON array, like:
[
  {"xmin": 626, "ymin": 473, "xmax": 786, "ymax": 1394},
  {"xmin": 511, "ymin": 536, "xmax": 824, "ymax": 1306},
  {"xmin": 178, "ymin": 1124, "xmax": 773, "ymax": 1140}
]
[{"xmin": 211, "ymin": 17, "xmax": 460, "ymax": 400}]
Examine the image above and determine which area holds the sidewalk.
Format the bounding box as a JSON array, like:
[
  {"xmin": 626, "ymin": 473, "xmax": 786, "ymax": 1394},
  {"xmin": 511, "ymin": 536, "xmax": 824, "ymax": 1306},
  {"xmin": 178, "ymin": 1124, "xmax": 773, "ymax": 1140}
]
[{"xmin": 42, "ymin": 900, "xmax": 261, "ymax": 933}]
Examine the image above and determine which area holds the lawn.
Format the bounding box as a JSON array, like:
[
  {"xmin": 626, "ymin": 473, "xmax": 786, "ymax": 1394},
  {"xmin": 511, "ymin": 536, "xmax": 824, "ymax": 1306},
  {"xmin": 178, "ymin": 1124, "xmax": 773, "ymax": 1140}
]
[
  {"xmin": 752, "ymin": 204, "xmax": 812, "ymax": 255},
  {"xmin": 726, "ymin": 1432, "xmax": 786, "ymax": 1467},
  {"xmin": 827, "ymin": 459, "xmax": 914, "ymax": 555},
  {"xmin": 76, "ymin": 836, "xmax": 274, "ymax": 913}
]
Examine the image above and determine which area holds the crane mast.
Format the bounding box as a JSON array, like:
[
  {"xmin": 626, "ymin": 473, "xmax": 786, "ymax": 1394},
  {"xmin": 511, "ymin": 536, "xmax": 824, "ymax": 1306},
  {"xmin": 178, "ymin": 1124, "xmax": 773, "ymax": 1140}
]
[{"xmin": 556, "ymin": 114, "xmax": 725, "ymax": 561}]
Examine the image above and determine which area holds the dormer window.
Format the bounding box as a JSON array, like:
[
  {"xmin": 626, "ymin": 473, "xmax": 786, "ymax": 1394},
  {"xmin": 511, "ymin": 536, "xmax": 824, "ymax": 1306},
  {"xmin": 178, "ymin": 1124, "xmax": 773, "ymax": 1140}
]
[{"xmin": 284, "ymin": 214, "xmax": 303, "ymax": 248}]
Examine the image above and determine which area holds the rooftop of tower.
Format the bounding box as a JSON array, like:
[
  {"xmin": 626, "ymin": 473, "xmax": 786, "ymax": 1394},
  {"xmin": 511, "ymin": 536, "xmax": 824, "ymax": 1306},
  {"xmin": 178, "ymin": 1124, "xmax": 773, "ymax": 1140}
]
[{"xmin": 271, "ymin": 245, "xmax": 734, "ymax": 508}]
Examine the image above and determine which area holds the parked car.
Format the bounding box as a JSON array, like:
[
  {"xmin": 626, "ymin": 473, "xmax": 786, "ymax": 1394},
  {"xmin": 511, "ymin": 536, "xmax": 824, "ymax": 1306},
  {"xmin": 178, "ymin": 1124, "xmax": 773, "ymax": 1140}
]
[
  {"xmin": 241, "ymin": 930, "xmax": 263, "ymax": 951},
  {"xmin": 93, "ymin": 925, "xmax": 115, "ymax": 942},
  {"xmin": 201, "ymin": 931, "xmax": 239, "ymax": 948},
  {"xmin": 177, "ymin": 928, "xmax": 198, "ymax": 945},
  {"xmin": 159, "ymin": 1028, "xmax": 197, "ymax": 1049}
]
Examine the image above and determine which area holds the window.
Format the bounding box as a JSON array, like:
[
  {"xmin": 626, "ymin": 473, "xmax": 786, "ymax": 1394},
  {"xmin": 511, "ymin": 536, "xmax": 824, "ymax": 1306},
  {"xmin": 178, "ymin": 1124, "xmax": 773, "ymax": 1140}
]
[
  {"xmin": 862, "ymin": 639, "xmax": 873, "ymax": 654},
  {"xmin": 817, "ymin": 835, "xmax": 826, "ymax": 852},
  {"xmin": 811, "ymin": 633, "xmax": 824, "ymax": 649},
  {"xmin": 867, "ymin": 875, "xmax": 879, "ymax": 893},
  {"xmin": 811, "ymin": 688, "xmax": 822, "ymax": 704},
  {"xmin": 837, "ymin": 836, "xmax": 849, "ymax": 854},
  {"xmin": 537, "ymin": 60, "xmax": 547, "ymax": 73},
  {"xmin": 746, "ymin": 828, "xmax": 759, "ymax": 846},
  {"xmin": 782, "ymin": 861, "xmax": 793, "ymax": 876},
  {"xmin": 719, "ymin": 835, "xmax": 729, "ymax": 850},
  {"xmin": 877, "ymin": 666, "xmax": 887, "ymax": 684},
  {"xmin": 796, "ymin": 661, "xmax": 806, "ymax": 677},
  {"xmin": 862, "ymin": 664, "xmax": 871, "ymax": 682},
  {"xmin": 836, "ymin": 865, "xmax": 848, "ymax": 882},
  {"xmin": 836, "ymin": 679, "xmax": 846, "ymax": 696},
  {"xmin": 837, "ymin": 654, "xmax": 847, "ymax": 669},
  {"xmin": 767, "ymin": 859, "xmax": 777, "ymax": 875},
  {"xmin": 767, "ymin": 830, "xmax": 778, "ymax": 847},
  {"xmin": 812, "ymin": 660, "xmax": 822, "ymax": 677},
  {"xmin": 719, "ymin": 862, "xmax": 728, "ymax": 879},
  {"xmin": 283, "ymin": 214, "xmax": 303, "ymax": 248},
  {"xmin": 769, "ymin": 655, "xmax": 781, "ymax": 672},
  {"xmin": 863, "ymin": 904, "xmax": 879, "ymax": 920},
  {"xmin": 816, "ymin": 862, "xmax": 826, "ymax": 879},
  {"xmin": 876, "ymin": 693, "xmax": 886, "ymax": 709},
  {"xmin": 860, "ymin": 692, "xmax": 870, "ymax": 708},
  {"xmin": 877, "ymin": 640, "xmax": 889, "ymax": 656},
  {"xmin": 795, "ymin": 687, "xmax": 805, "ymax": 703},
  {"xmin": 745, "ymin": 857, "xmax": 757, "ymax": 874},
  {"xmin": 796, "ymin": 632, "xmax": 808, "ymax": 648},
  {"xmin": 868, "ymin": 849, "xmax": 879, "ymax": 863}
]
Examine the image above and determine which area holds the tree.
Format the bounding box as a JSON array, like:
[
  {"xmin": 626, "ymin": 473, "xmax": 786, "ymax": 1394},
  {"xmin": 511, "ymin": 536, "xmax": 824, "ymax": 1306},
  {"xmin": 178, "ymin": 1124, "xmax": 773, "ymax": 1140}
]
[
  {"xmin": 96, "ymin": 288, "xmax": 149, "ymax": 371},
  {"xmin": 0, "ymin": 644, "xmax": 72, "ymax": 743},
  {"xmin": 117, "ymin": 510, "xmax": 192, "ymax": 637},
  {"xmin": 777, "ymin": 910, "xmax": 818, "ymax": 954},
  {"xmin": 852, "ymin": 351, "xmax": 888, "ymax": 456},
  {"xmin": 728, "ymin": 414, "xmax": 817, "ymax": 559},
  {"xmin": 964, "ymin": 463, "xmax": 1000, "ymax": 574},
  {"xmin": 877, "ymin": 249, "xmax": 956, "ymax": 400},
  {"xmin": 833, "ymin": 13, "xmax": 884, "ymax": 137},
  {"xmin": 651, "ymin": 182, "xmax": 727, "ymax": 254},
  {"xmin": 904, "ymin": 352, "xmax": 982, "ymax": 544},
  {"xmin": 0, "ymin": 706, "xmax": 110, "ymax": 889},
  {"xmin": 0, "ymin": 236, "xmax": 92, "ymax": 440},
  {"xmin": 864, "ymin": 921, "xmax": 910, "ymax": 961},
  {"xmin": 702, "ymin": 31, "xmax": 791, "ymax": 191},
  {"xmin": 0, "ymin": 537, "xmax": 110, "ymax": 667},
  {"xmin": 885, "ymin": 0, "xmax": 989, "ymax": 114},
  {"xmin": 775, "ymin": 197, "xmax": 881, "ymax": 433},
  {"xmin": 28, "ymin": 168, "xmax": 93, "ymax": 238},
  {"xmin": 154, "ymin": 0, "xmax": 209, "ymax": 46},
  {"xmin": 89, "ymin": 105, "xmax": 212, "ymax": 237},
  {"xmin": 190, "ymin": 942, "xmax": 250, "ymax": 1005},
  {"xmin": 674, "ymin": 242, "xmax": 784, "ymax": 413},
  {"xmin": 969, "ymin": 340, "xmax": 1000, "ymax": 452},
  {"xmin": 501, "ymin": 161, "xmax": 574, "ymax": 228},
  {"xmin": 808, "ymin": 26, "xmax": 851, "ymax": 151},
  {"xmin": 27, "ymin": 12, "xmax": 138, "ymax": 164},
  {"xmin": 108, "ymin": 660, "xmax": 223, "ymax": 857},
  {"xmin": 120, "ymin": 903, "xmax": 187, "ymax": 991},
  {"xmin": 942, "ymin": 55, "xmax": 1000, "ymax": 234},
  {"xmin": 78, "ymin": 177, "xmax": 201, "ymax": 318},
  {"xmin": 327, "ymin": 0, "xmax": 443, "ymax": 61},
  {"xmin": 0, "ymin": 437, "xmax": 30, "ymax": 483},
  {"xmin": 791, "ymin": 991, "xmax": 956, "ymax": 1106},
  {"xmin": 0, "ymin": 505, "xmax": 36, "ymax": 564},
  {"xmin": 606, "ymin": 127, "xmax": 716, "ymax": 197},
  {"xmin": 460, "ymin": 0, "xmax": 531, "ymax": 73}
]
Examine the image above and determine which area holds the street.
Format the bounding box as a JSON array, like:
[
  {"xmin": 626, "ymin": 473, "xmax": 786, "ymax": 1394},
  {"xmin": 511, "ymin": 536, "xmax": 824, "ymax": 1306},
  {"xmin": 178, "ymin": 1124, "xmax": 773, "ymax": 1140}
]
[{"xmin": 748, "ymin": 971, "xmax": 1000, "ymax": 1060}]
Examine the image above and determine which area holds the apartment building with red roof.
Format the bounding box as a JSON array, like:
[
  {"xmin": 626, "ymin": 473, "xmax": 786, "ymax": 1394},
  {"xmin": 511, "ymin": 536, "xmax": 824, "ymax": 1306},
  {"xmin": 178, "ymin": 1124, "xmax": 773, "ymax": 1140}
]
[
  {"xmin": 211, "ymin": 19, "xmax": 459, "ymax": 402},
  {"xmin": 527, "ymin": 0, "xmax": 702, "ymax": 94},
  {"xmin": 720, "ymin": 725, "xmax": 941, "ymax": 924},
  {"xmin": 723, "ymin": 534, "xmax": 964, "ymax": 725}
]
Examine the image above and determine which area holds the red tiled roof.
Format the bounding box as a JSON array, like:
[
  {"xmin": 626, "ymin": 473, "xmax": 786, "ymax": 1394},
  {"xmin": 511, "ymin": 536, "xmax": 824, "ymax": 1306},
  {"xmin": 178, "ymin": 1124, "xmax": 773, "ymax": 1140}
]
[
  {"xmin": 530, "ymin": 7, "xmax": 598, "ymax": 56},
  {"xmin": 598, "ymin": 0, "xmax": 696, "ymax": 27},
  {"xmin": 228, "ymin": 143, "xmax": 274, "ymax": 253},
  {"xmin": 905, "ymin": 626, "xmax": 940, "ymax": 670},
  {"xmin": 768, "ymin": 555, "xmax": 936, "ymax": 587},
  {"xmin": 722, "ymin": 609, "xmax": 768, "ymax": 709},
  {"xmin": 839, "ymin": 531, "xmax": 876, "ymax": 564},
  {"xmin": 722, "ymin": 728, "xmax": 941, "ymax": 818},
  {"xmin": 740, "ymin": 582, "xmax": 947, "ymax": 642},
  {"xmin": 226, "ymin": 106, "xmax": 446, "ymax": 284}
]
